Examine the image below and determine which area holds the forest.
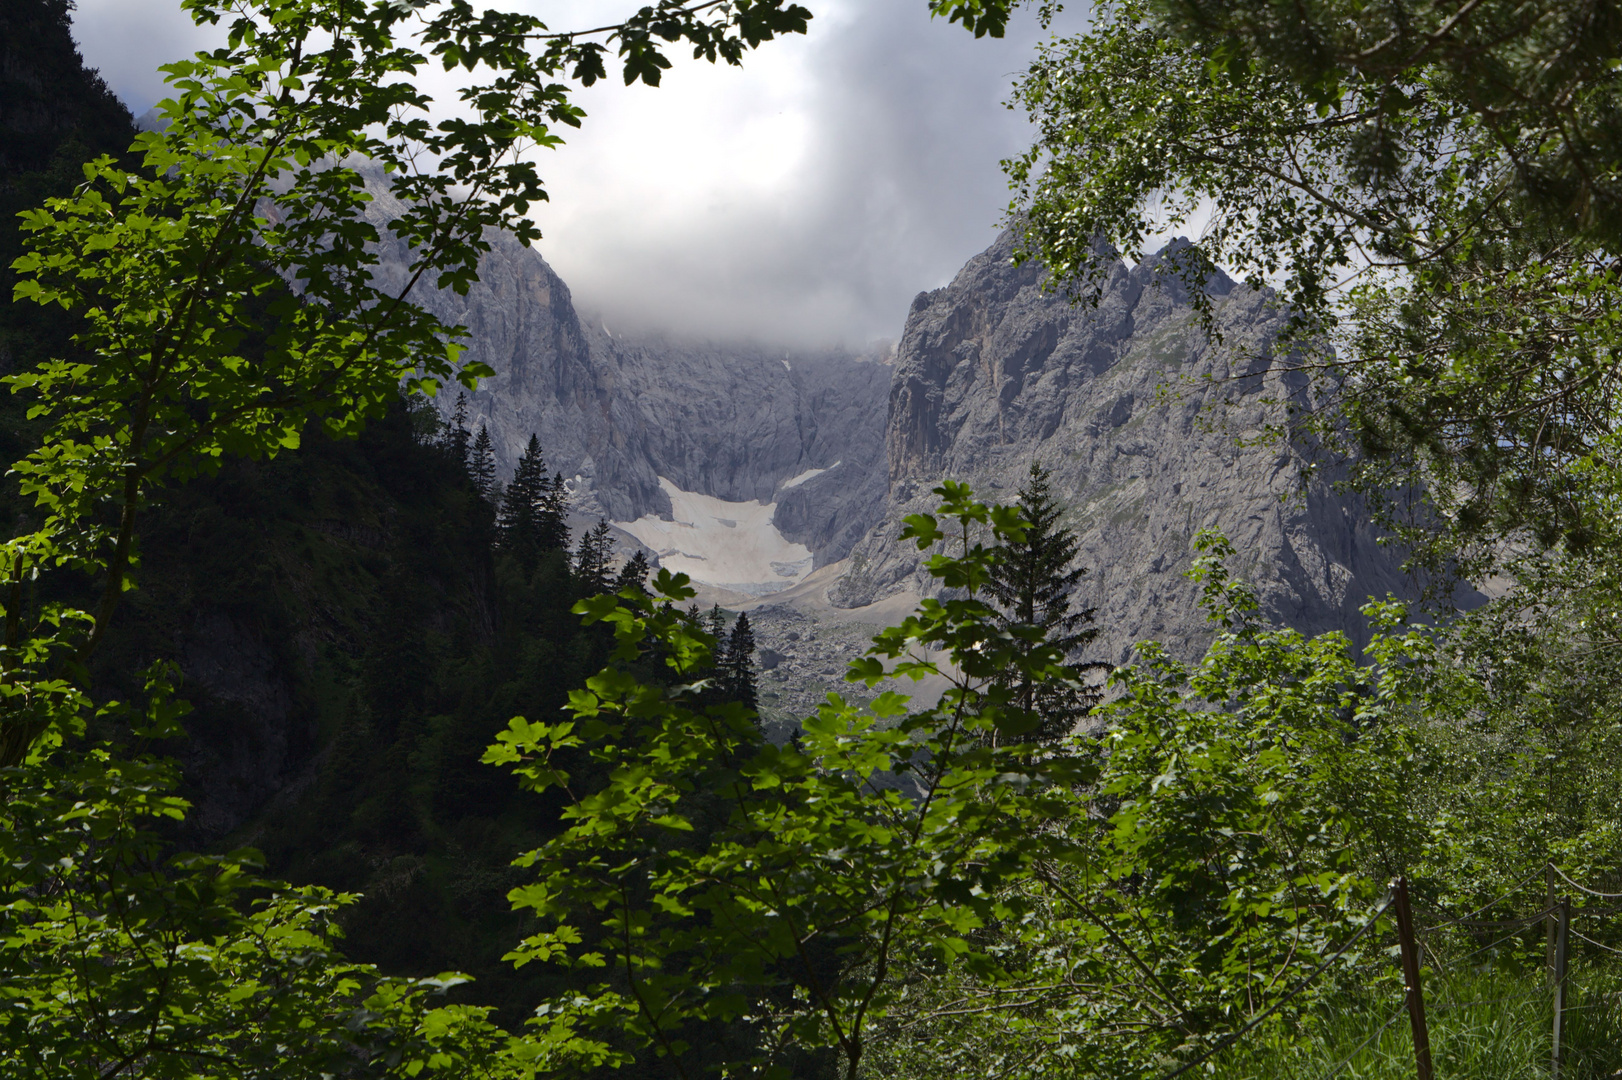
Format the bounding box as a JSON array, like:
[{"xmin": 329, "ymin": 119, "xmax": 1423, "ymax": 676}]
[{"xmin": 1, "ymin": 0, "xmax": 1621, "ymax": 1078}]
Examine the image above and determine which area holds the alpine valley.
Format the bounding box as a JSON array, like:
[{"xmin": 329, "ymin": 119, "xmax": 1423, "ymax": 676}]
[
  {"xmin": 388, "ymin": 206, "xmax": 1421, "ymax": 730},
  {"xmin": 1, "ymin": 2, "xmax": 1423, "ymax": 1027},
  {"xmin": 15, "ymin": 4, "xmax": 1622, "ymax": 1076}
]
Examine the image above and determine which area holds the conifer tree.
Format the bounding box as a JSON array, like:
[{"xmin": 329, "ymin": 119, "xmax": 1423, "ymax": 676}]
[
  {"xmin": 404, "ymin": 393, "xmax": 442, "ymax": 445},
  {"xmin": 540, "ymin": 471, "xmax": 571, "ymax": 551},
  {"xmin": 987, "ymin": 462, "xmax": 1107, "ymax": 744},
  {"xmin": 448, "ymin": 390, "xmax": 472, "ymax": 467},
  {"xmin": 722, "ymin": 611, "xmax": 759, "ymax": 712},
  {"xmin": 695, "ymin": 604, "xmax": 729, "ymax": 701},
  {"xmin": 498, "ymin": 434, "xmax": 569, "ymax": 556},
  {"xmin": 497, "ymin": 434, "xmax": 543, "ymax": 549},
  {"xmin": 574, "ymin": 518, "xmax": 615, "ymax": 594},
  {"xmin": 613, "ymin": 550, "xmax": 652, "ymax": 594},
  {"xmin": 705, "ymin": 604, "xmax": 728, "ymax": 645},
  {"xmin": 470, "ymin": 423, "xmax": 496, "ymax": 502}
]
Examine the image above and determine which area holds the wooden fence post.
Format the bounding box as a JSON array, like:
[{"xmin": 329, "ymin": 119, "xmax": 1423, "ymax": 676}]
[
  {"xmin": 1547, "ymin": 863, "xmax": 1558, "ymax": 982},
  {"xmin": 1392, "ymin": 877, "xmax": 1435, "ymax": 1080},
  {"xmin": 1552, "ymin": 895, "xmax": 1570, "ymax": 1080}
]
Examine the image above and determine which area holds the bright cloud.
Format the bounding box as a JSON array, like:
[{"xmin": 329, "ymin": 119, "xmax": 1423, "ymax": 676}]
[{"xmin": 71, "ymin": 0, "xmax": 1067, "ymax": 347}]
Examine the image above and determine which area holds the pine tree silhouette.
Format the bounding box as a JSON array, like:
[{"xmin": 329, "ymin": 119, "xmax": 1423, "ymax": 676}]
[
  {"xmin": 497, "ymin": 434, "xmax": 543, "ymax": 549},
  {"xmin": 722, "ymin": 611, "xmax": 758, "ymax": 712},
  {"xmin": 704, "ymin": 604, "xmax": 727, "ymax": 645},
  {"xmin": 539, "ymin": 471, "xmax": 570, "ymax": 551},
  {"xmin": 498, "ymin": 434, "xmax": 569, "ymax": 557},
  {"xmin": 573, "ymin": 518, "xmax": 615, "ymax": 594},
  {"xmin": 613, "ymin": 551, "xmax": 651, "ymax": 594},
  {"xmin": 698, "ymin": 605, "xmax": 728, "ymax": 701},
  {"xmin": 448, "ymin": 391, "xmax": 472, "ymax": 468},
  {"xmin": 986, "ymin": 462, "xmax": 1108, "ymax": 744},
  {"xmin": 469, "ymin": 424, "xmax": 496, "ymax": 502}
]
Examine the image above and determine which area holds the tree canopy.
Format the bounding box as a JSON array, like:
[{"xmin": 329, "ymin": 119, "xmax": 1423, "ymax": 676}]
[
  {"xmin": 11, "ymin": 1, "xmax": 1622, "ymax": 1077},
  {"xmin": 1006, "ymin": 0, "xmax": 1622, "ymax": 574}
]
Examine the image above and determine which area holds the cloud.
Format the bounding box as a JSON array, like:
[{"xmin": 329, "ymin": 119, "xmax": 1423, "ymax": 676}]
[
  {"xmin": 70, "ymin": 0, "xmax": 1064, "ymax": 348},
  {"xmin": 72, "ymin": 0, "xmax": 222, "ymax": 109},
  {"xmin": 534, "ymin": 0, "xmax": 1054, "ymax": 347}
]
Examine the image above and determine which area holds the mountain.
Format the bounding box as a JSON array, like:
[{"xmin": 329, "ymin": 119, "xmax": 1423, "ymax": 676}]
[
  {"xmin": 379, "ymin": 196, "xmax": 1421, "ymax": 662},
  {"xmin": 0, "ymin": 0, "xmax": 131, "ymax": 180},
  {"xmin": 0, "ymin": 0, "xmax": 134, "ymax": 381},
  {"xmin": 826, "ymin": 232, "xmax": 1416, "ymax": 663},
  {"xmin": 362, "ymin": 176, "xmax": 891, "ymax": 589},
  {"xmin": 0, "ymin": 9, "xmax": 1430, "ymax": 1019}
]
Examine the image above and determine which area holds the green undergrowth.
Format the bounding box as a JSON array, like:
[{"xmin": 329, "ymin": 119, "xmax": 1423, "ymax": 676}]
[
  {"xmin": 1212, "ymin": 964, "xmax": 1622, "ymax": 1080},
  {"xmin": 74, "ymin": 399, "xmax": 617, "ymax": 1027}
]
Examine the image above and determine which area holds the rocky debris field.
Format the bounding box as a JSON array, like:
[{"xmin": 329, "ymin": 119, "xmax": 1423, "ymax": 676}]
[
  {"xmin": 749, "ymin": 604, "xmax": 882, "ymax": 740},
  {"xmin": 746, "ymin": 598, "xmax": 958, "ymax": 742}
]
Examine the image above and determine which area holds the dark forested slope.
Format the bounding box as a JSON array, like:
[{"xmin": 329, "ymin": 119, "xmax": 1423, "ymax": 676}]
[
  {"xmin": 108, "ymin": 404, "xmax": 610, "ymax": 1022},
  {"xmin": 0, "ymin": 0, "xmax": 133, "ymax": 401},
  {"xmin": 0, "ymin": 0, "xmax": 619, "ymax": 1024}
]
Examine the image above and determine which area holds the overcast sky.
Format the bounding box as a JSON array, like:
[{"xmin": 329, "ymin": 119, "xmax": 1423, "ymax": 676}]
[{"xmin": 70, "ymin": 0, "xmax": 1070, "ymax": 347}]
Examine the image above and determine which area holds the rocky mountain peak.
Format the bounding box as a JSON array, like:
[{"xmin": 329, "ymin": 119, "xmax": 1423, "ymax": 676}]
[
  {"xmin": 372, "ymin": 212, "xmax": 892, "ymax": 586},
  {"xmin": 378, "ymin": 204, "xmax": 1421, "ymax": 653},
  {"xmin": 829, "ymin": 229, "xmax": 1415, "ymax": 664}
]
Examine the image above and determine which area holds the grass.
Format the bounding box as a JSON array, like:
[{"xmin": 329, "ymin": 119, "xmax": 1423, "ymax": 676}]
[{"xmin": 1210, "ymin": 964, "xmax": 1622, "ymax": 1080}]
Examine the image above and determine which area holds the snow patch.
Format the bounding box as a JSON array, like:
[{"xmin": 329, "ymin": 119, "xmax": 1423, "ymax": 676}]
[
  {"xmin": 778, "ymin": 462, "xmax": 838, "ymax": 491},
  {"xmin": 617, "ymin": 478, "xmax": 813, "ymax": 597}
]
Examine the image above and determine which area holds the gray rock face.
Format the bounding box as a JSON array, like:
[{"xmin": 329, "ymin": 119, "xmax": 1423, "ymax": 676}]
[
  {"xmin": 368, "ymin": 196, "xmax": 890, "ymax": 565},
  {"xmin": 831, "ymin": 232, "xmax": 1416, "ymax": 663},
  {"xmin": 375, "ymin": 178, "xmax": 1418, "ymax": 659},
  {"xmin": 559, "ymin": 330, "xmax": 890, "ymax": 566}
]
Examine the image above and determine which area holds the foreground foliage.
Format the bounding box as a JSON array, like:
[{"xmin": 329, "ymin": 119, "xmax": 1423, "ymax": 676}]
[
  {"xmin": 484, "ymin": 490, "xmax": 1481, "ymax": 1079},
  {"xmin": 0, "ymin": 0, "xmax": 810, "ymax": 1071},
  {"xmin": 1208, "ymin": 968, "xmax": 1622, "ymax": 1080},
  {"xmin": 848, "ymin": 535, "xmax": 1622, "ymax": 1080},
  {"xmin": 0, "ymin": 671, "xmax": 601, "ymax": 1079},
  {"xmin": 488, "ymin": 484, "xmax": 1098, "ymax": 1078},
  {"xmin": 853, "ymin": 532, "xmax": 1430, "ymax": 1077},
  {"xmin": 1006, "ymin": 0, "xmax": 1622, "ymax": 575},
  {"xmin": 7, "ymin": 1, "xmax": 1622, "ymax": 1077}
]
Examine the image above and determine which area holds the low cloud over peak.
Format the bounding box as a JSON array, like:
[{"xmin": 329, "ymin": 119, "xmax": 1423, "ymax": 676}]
[{"xmin": 73, "ymin": 0, "xmax": 1060, "ymax": 349}]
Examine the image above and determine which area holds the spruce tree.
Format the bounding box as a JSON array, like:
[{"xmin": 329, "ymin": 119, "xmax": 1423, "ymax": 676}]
[
  {"xmin": 698, "ymin": 604, "xmax": 729, "ymax": 702},
  {"xmin": 498, "ymin": 434, "xmax": 569, "ymax": 556},
  {"xmin": 722, "ymin": 611, "xmax": 759, "ymax": 712},
  {"xmin": 470, "ymin": 424, "xmax": 496, "ymax": 502},
  {"xmin": 574, "ymin": 518, "xmax": 615, "ymax": 594},
  {"xmin": 404, "ymin": 393, "xmax": 442, "ymax": 445},
  {"xmin": 613, "ymin": 550, "xmax": 651, "ymax": 594},
  {"xmin": 497, "ymin": 434, "xmax": 542, "ymax": 549},
  {"xmin": 539, "ymin": 471, "xmax": 571, "ymax": 551},
  {"xmin": 705, "ymin": 604, "xmax": 728, "ymax": 645},
  {"xmin": 448, "ymin": 391, "xmax": 472, "ymax": 467},
  {"xmin": 987, "ymin": 462, "xmax": 1107, "ymax": 744}
]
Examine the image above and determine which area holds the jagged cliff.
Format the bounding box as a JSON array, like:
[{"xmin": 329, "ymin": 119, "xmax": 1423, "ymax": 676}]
[
  {"xmin": 826, "ymin": 232, "xmax": 1416, "ymax": 663},
  {"xmin": 363, "ymin": 187, "xmax": 891, "ymax": 568},
  {"xmin": 374, "ymin": 184, "xmax": 1419, "ymax": 659}
]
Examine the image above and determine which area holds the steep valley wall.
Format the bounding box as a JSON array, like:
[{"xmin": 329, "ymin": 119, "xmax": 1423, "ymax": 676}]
[
  {"xmin": 829, "ymin": 233, "xmax": 1416, "ymax": 664},
  {"xmin": 375, "ymin": 194, "xmax": 1418, "ymax": 663},
  {"xmin": 363, "ymin": 174, "xmax": 892, "ymax": 570}
]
